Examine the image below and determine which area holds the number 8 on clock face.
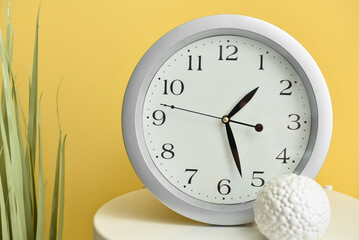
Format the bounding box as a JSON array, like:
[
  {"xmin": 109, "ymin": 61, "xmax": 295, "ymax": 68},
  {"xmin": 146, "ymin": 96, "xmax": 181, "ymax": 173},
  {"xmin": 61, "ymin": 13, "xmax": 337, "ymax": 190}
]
[{"xmin": 122, "ymin": 15, "xmax": 332, "ymax": 225}]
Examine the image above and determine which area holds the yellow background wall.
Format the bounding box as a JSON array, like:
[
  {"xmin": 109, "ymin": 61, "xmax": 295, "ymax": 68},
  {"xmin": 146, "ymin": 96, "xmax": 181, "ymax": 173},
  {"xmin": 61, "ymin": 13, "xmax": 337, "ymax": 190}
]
[{"xmin": 7, "ymin": 0, "xmax": 359, "ymax": 239}]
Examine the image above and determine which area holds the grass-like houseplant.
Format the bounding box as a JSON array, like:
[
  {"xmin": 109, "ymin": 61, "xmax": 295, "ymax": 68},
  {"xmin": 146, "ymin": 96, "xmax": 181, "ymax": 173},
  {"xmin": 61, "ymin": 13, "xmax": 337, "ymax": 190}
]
[{"xmin": 0, "ymin": 3, "xmax": 66, "ymax": 240}]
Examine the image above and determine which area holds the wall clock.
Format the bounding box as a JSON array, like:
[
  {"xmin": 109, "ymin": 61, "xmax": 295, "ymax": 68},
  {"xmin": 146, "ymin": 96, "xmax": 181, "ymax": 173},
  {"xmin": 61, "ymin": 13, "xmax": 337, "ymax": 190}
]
[{"xmin": 122, "ymin": 15, "xmax": 332, "ymax": 225}]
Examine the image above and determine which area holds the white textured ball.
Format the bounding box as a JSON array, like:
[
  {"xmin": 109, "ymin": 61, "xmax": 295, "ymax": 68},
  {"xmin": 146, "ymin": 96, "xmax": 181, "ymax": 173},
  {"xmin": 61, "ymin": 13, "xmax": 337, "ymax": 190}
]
[{"xmin": 254, "ymin": 174, "xmax": 331, "ymax": 240}]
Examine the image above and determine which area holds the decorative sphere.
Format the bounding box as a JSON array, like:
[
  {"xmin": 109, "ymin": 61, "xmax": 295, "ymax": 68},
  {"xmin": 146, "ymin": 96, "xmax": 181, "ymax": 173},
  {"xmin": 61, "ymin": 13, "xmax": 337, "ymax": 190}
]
[{"xmin": 254, "ymin": 174, "xmax": 331, "ymax": 240}]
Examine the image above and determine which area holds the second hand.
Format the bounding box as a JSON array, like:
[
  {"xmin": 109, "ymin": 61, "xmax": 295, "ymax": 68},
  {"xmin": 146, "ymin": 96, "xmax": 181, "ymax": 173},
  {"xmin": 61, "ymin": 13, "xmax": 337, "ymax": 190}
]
[
  {"xmin": 160, "ymin": 103, "xmax": 263, "ymax": 132},
  {"xmin": 160, "ymin": 103, "xmax": 221, "ymax": 120}
]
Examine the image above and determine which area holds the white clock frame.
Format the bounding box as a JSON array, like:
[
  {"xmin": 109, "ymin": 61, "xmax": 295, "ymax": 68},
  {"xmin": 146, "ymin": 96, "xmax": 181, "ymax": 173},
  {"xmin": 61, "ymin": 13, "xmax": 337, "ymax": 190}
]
[{"xmin": 122, "ymin": 15, "xmax": 333, "ymax": 225}]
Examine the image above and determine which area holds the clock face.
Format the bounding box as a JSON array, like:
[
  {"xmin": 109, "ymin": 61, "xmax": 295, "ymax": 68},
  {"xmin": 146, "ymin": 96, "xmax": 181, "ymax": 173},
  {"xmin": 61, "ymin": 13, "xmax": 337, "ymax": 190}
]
[{"xmin": 142, "ymin": 35, "xmax": 312, "ymax": 204}]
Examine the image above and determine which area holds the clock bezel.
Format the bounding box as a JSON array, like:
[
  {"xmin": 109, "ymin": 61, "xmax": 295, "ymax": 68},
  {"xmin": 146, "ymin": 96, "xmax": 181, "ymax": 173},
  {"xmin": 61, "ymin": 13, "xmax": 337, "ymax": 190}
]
[{"xmin": 122, "ymin": 15, "xmax": 333, "ymax": 225}]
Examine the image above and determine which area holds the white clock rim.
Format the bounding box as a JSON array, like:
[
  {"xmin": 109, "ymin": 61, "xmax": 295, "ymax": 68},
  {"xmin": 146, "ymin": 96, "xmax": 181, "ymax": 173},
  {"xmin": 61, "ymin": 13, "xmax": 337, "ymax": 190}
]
[{"xmin": 122, "ymin": 14, "xmax": 333, "ymax": 225}]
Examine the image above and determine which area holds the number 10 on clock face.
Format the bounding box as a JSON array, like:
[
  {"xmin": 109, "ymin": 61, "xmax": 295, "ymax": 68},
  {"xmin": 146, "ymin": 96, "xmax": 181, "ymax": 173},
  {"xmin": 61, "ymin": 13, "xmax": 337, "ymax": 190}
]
[{"xmin": 142, "ymin": 35, "xmax": 311, "ymax": 204}]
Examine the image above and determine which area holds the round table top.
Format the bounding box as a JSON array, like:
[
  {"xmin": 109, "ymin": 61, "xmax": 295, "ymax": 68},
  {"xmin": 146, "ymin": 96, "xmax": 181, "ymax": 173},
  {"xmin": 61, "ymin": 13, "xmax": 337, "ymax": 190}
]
[{"xmin": 93, "ymin": 188, "xmax": 359, "ymax": 240}]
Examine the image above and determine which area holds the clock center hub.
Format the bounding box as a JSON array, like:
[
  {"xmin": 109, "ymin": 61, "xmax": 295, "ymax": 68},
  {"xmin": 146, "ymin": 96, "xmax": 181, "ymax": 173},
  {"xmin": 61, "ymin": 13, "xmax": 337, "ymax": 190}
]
[{"xmin": 222, "ymin": 116, "xmax": 230, "ymax": 124}]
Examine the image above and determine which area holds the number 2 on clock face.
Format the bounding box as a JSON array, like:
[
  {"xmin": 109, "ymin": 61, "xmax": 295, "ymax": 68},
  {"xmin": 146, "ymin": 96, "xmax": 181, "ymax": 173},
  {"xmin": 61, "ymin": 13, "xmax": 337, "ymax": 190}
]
[{"xmin": 142, "ymin": 35, "xmax": 311, "ymax": 204}]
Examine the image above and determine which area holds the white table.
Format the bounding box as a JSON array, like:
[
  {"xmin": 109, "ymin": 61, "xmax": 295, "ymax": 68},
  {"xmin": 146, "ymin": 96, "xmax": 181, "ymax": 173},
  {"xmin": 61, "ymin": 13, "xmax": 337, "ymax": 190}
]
[{"xmin": 93, "ymin": 188, "xmax": 359, "ymax": 240}]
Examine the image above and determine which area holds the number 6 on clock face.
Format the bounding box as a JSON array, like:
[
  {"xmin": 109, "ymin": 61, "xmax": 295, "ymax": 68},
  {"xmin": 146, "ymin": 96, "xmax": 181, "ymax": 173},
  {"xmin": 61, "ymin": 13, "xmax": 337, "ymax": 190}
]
[{"xmin": 122, "ymin": 15, "xmax": 333, "ymax": 225}]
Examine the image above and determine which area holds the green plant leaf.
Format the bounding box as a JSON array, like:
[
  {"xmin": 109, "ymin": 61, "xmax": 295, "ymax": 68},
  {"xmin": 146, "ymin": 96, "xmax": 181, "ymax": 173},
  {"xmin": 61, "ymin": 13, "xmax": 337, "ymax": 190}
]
[
  {"xmin": 12, "ymin": 78, "xmax": 35, "ymax": 240},
  {"xmin": 35, "ymin": 95, "xmax": 45, "ymax": 240},
  {"xmin": 0, "ymin": 22, "xmax": 28, "ymax": 240},
  {"xmin": 5, "ymin": 0, "xmax": 14, "ymax": 70},
  {"xmin": 28, "ymin": 6, "xmax": 40, "ymax": 171},
  {"xmin": 0, "ymin": 3, "xmax": 66, "ymax": 240},
  {"xmin": 50, "ymin": 80, "xmax": 66, "ymax": 240},
  {"xmin": 0, "ymin": 147, "xmax": 10, "ymax": 240},
  {"xmin": 49, "ymin": 130, "xmax": 62, "ymax": 240},
  {"xmin": 29, "ymin": 6, "xmax": 41, "ymax": 235},
  {"xmin": 0, "ymin": 80, "xmax": 19, "ymax": 239},
  {"xmin": 26, "ymin": 65, "xmax": 38, "ymax": 235},
  {"xmin": 57, "ymin": 135, "xmax": 66, "ymax": 240}
]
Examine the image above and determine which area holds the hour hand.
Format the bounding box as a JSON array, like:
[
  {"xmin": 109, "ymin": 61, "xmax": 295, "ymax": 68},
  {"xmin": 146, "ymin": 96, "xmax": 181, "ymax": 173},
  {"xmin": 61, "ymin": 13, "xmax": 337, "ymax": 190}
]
[
  {"xmin": 228, "ymin": 87, "xmax": 259, "ymax": 118},
  {"xmin": 224, "ymin": 123, "xmax": 242, "ymax": 177}
]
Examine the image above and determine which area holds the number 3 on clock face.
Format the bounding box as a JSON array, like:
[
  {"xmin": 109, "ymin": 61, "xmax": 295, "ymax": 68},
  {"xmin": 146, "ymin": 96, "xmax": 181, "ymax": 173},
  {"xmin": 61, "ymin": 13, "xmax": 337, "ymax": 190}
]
[{"xmin": 122, "ymin": 15, "xmax": 332, "ymax": 225}]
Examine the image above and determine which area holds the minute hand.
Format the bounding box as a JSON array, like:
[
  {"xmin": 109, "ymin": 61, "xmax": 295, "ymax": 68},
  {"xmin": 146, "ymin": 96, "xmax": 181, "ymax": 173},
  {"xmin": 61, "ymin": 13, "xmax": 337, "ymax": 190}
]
[
  {"xmin": 228, "ymin": 87, "xmax": 259, "ymax": 118},
  {"xmin": 225, "ymin": 122, "xmax": 242, "ymax": 177}
]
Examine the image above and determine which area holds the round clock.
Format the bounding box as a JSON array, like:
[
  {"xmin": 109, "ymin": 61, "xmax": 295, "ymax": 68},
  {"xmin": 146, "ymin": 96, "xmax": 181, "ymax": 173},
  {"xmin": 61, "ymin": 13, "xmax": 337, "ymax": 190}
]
[{"xmin": 122, "ymin": 15, "xmax": 332, "ymax": 225}]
